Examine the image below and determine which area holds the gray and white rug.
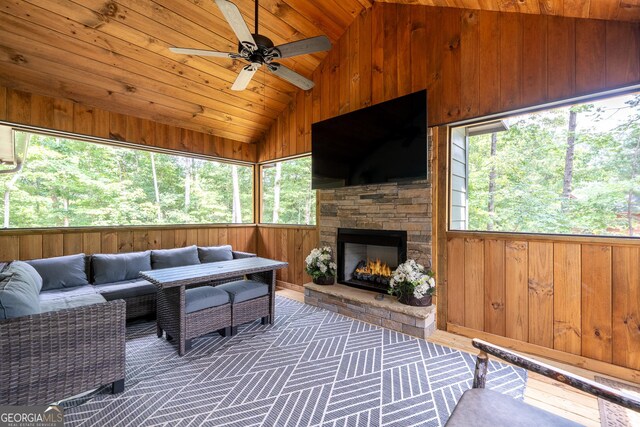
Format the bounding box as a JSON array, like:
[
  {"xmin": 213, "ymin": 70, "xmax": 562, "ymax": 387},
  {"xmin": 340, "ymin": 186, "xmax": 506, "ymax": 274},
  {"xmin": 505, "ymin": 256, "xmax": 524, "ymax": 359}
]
[{"xmin": 65, "ymin": 296, "xmax": 527, "ymax": 426}]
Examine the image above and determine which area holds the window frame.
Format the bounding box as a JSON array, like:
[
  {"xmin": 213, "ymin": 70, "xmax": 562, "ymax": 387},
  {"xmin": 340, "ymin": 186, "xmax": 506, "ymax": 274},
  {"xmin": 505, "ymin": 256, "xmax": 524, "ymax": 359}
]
[
  {"xmin": 447, "ymin": 84, "xmax": 640, "ymax": 241},
  {"xmin": 0, "ymin": 123, "xmax": 257, "ymax": 230},
  {"xmin": 258, "ymin": 154, "xmax": 317, "ymax": 227}
]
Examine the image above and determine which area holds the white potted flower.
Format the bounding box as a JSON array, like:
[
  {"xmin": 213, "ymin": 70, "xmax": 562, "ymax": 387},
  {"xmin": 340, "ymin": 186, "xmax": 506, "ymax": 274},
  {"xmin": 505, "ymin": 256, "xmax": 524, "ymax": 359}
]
[
  {"xmin": 305, "ymin": 246, "xmax": 337, "ymax": 285},
  {"xmin": 388, "ymin": 259, "xmax": 435, "ymax": 306}
]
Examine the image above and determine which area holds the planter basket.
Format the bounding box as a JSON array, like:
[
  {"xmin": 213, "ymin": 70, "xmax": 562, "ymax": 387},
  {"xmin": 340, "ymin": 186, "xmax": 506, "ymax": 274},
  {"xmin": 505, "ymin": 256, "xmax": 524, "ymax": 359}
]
[
  {"xmin": 312, "ymin": 275, "xmax": 335, "ymax": 285},
  {"xmin": 398, "ymin": 294, "xmax": 432, "ymax": 307}
]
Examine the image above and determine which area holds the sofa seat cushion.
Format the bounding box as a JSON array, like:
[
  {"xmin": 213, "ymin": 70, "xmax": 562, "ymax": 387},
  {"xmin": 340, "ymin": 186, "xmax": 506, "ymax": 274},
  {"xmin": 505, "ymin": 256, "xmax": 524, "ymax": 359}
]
[
  {"xmin": 151, "ymin": 246, "xmax": 200, "ymax": 270},
  {"xmin": 445, "ymin": 389, "xmax": 581, "ymax": 427},
  {"xmin": 91, "ymin": 251, "xmax": 151, "ymax": 285},
  {"xmin": 217, "ymin": 280, "xmax": 269, "ymax": 304},
  {"xmin": 27, "ymin": 253, "xmax": 89, "ymax": 290},
  {"xmin": 198, "ymin": 245, "xmax": 233, "ymax": 263},
  {"xmin": 39, "ymin": 286, "xmax": 100, "ymax": 302},
  {"xmin": 95, "ymin": 279, "xmax": 156, "ymax": 301},
  {"xmin": 185, "ymin": 286, "xmax": 229, "ymax": 314},
  {"xmin": 40, "ymin": 293, "xmax": 107, "ymax": 314},
  {"xmin": 0, "ymin": 262, "xmax": 44, "ymax": 319}
]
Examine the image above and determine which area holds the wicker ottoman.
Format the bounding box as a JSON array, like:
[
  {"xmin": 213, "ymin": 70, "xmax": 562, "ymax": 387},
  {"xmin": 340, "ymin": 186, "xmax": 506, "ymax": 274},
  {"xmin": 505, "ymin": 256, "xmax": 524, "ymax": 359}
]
[
  {"xmin": 156, "ymin": 285, "xmax": 231, "ymax": 356},
  {"xmin": 217, "ymin": 280, "xmax": 270, "ymax": 335}
]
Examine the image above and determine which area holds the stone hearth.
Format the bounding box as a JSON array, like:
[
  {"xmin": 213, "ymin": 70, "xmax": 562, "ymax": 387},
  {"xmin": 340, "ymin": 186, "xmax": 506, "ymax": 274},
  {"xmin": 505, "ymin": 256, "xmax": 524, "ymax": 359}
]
[{"xmin": 304, "ymin": 283, "xmax": 435, "ymax": 339}]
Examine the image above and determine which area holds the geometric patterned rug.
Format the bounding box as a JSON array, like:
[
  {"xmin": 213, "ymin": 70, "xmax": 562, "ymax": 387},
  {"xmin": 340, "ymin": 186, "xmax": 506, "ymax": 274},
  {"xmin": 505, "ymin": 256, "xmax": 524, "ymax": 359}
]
[{"xmin": 63, "ymin": 295, "xmax": 527, "ymax": 426}]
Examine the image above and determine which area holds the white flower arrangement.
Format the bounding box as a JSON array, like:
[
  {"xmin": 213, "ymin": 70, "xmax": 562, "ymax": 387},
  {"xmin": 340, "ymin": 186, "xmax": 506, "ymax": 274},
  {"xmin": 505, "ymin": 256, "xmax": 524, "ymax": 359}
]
[
  {"xmin": 305, "ymin": 246, "xmax": 337, "ymax": 279},
  {"xmin": 388, "ymin": 259, "xmax": 435, "ymax": 300}
]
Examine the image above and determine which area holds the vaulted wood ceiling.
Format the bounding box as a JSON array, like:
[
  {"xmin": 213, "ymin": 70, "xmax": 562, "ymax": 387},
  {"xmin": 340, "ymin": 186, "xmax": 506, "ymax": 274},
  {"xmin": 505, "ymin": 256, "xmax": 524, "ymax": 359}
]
[{"xmin": 0, "ymin": 0, "xmax": 638, "ymax": 144}]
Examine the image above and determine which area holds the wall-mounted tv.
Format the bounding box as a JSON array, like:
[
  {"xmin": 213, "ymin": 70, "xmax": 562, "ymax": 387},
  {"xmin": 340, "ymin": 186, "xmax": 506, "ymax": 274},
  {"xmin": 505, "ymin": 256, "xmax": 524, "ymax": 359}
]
[{"xmin": 312, "ymin": 90, "xmax": 427, "ymax": 189}]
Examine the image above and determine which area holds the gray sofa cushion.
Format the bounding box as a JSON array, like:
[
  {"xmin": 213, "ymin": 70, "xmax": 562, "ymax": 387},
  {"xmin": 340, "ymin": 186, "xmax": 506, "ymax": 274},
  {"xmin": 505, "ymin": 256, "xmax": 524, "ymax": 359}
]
[
  {"xmin": 40, "ymin": 293, "xmax": 107, "ymax": 314},
  {"xmin": 151, "ymin": 246, "xmax": 200, "ymax": 270},
  {"xmin": 91, "ymin": 251, "xmax": 151, "ymax": 285},
  {"xmin": 95, "ymin": 279, "xmax": 156, "ymax": 301},
  {"xmin": 198, "ymin": 245, "xmax": 233, "ymax": 263},
  {"xmin": 217, "ymin": 280, "xmax": 269, "ymax": 304},
  {"xmin": 445, "ymin": 389, "xmax": 582, "ymax": 427},
  {"xmin": 27, "ymin": 254, "xmax": 89, "ymax": 290},
  {"xmin": 39, "ymin": 286, "xmax": 100, "ymax": 302},
  {"xmin": 185, "ymin": 286, "xmax": 229, "ymax": 313},
  {"xmin": 0, "ymin": 262, "xmax": 43, "ymax": 319}
]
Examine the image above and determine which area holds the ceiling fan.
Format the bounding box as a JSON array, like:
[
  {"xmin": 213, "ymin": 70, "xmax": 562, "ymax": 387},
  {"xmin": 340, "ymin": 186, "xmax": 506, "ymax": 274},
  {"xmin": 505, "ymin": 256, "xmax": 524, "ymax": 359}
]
[{"xmin": 169, "ymin": 0, "xmax": 331, "ymax": 91}]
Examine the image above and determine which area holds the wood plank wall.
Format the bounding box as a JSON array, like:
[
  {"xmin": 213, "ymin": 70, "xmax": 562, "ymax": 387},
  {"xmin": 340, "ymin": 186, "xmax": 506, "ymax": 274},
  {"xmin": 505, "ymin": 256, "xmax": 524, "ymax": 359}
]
[
  {"xmin": 257, "ymin": 226, "xmax": 318, "ymax": 287},
  {"xmin": 447, "ymin": 233, "xmax": 640, "ymax": 372},
  {"xmin": 0, "ymin": 86, "xmax": 257, "ymax": 162},
  {"xmin": 0, "ymin": 226, "xmax": 257, "ymax": 261},
  {"xmin": 258, "ymin": 3, "xmax": 640, "ymax": 162}
]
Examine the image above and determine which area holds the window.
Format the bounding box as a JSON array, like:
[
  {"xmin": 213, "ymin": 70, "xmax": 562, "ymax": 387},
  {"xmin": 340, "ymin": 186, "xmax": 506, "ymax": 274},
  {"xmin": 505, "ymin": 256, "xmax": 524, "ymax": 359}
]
[
  {"xmin": 261, "ymin": 156, "xmax": 316, "ymax": 225},
  {"xmin": 0, "ymin": 130, "xmax": 254, "ymax": 228},
  {"xmin": 450, "ymin": 91, "xmax": 640, "ymax": 237}
]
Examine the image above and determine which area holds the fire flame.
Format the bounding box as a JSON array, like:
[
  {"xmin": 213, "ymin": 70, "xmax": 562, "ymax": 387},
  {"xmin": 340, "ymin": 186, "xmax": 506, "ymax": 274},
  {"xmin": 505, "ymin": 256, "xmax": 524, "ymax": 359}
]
[{"xmin": 355, "ymin": 259, "xmax": 392, "ymax": 277}]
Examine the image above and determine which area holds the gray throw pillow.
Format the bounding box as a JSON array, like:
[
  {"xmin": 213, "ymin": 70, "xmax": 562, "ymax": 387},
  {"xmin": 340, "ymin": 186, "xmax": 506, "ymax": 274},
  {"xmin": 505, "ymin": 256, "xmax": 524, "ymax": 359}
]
[
  {"xmin": 151, "ymin": 246, "xmax": 200, "ymax": 269},
  {"xmin": 7, "ymin": 261, "xmax": 43, "ymax": 293},
  {"xmin": 91, "ymin": 251, "xmax": 151, "ymax": 285},
  {"xmin": 0, "ymin": 263, "xmax": 42, "ymax": 319},
  {"xmin": 198, "ymin": 245, "xmax": 233, "ymax": 263},
  {"xmin": 27, "ymin": 254, "xmax": 89, "ymax": 291}
]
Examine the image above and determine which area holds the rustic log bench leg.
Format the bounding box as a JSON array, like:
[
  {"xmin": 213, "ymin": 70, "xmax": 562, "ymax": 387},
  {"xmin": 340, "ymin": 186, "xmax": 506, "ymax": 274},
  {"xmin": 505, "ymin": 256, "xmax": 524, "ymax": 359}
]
[{"xmin": 473, "ymin": 350, "xmax": 488, "ymax": 389}]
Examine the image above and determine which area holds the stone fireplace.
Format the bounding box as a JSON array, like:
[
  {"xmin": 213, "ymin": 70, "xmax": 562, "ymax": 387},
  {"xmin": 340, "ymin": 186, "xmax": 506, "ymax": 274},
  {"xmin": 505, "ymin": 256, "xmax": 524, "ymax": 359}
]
[{"xmin": 337, "ymin": 228, "xmax": 407, "ymax": 293}]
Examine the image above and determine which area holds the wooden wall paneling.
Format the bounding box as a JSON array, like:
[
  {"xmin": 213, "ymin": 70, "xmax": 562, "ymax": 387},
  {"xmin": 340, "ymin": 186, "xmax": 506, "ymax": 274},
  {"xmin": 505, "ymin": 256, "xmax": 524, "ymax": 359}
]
[
  {"xmin": 409, "ymin": 6, "xmax": 427, "ymax": 94},
  {"xmin": 575, "ymin": 20, "xmax": 606, "ymax": 94},
  {"xmin": 197, "ymin": 228, "xmax": 209, "ymax": 247},
  {"xmin": 73, "ymin": 104, "xmax": 94, "ymax": 135},
  {"xmin": 295, "ymin": 91, "xmax": 306, "ymax": 154},
  {"xmin": 460, "ymin": 10, "xmax": 479, "ymax": 118},
  {"xmin": 100, "ymin": 231, "xmax": 117, "ymax": 253},
  {"xmin": 382, "ymin": 3, "xmax": 399, "ymax": 101},
  {"xmin": 63, "ymin": 233, "xmax": 83, "ymax": 255},
  {"xmin": 505, "ymin": 240, "xmax": 528, "ymax": 341},
  {"xmin": 433, "ymin": 127, "xmax": 448, "ymax": 331},
  {"xmin": 7, "ymin": 89, "xmax": 31, "ymax": 124},
  {"xmin": 294, "ymin": 228, "xmax": 304, "ymax": 284},
  {"xmin": 117, "ymin": 231, "xmax": 134, "ymax": 253},
  {"xmin": 280, "ymin": 229, "xmax": 289, "ymax": 283},
  {"xmin": 396, "ymin": 4, "xmax": 412, "ymax": 98},
  {"xmin": 0, "ymin": 235, "xmax": 19, "ymax": 261},
  {"xmin": 82, "ymin": 232, "xmax": 101, "ymax": 254},
  {"xmin": 30, "ymin": 94, "xmax": 54, "ymax": 129},
  {"xmin": 424, "ymin": 8, "xmax": 444, "ymax": 125},
  {"xmin": 348, "ymin": 17, "xmax": 361, "ymax": 112},
  {"xmin": 42, "ymin": 234, "xmax": 63, "ymax": 258},
  {"xmin": 581, "ymin": 244, "xmax": 613, "ymax": 363},
  {"xmin": 464, "ymin": 238, "xmax": 484, "ymax": 330},
  {"xmin": 521, "ymin": 14, "xmax": 547, "ymax": 106},
  {"xmin": 19, "ymin": 234, "xmax": 41, "ymax": 260},
  {"xmin": 52, "ymin": 98, "xmax": 73, "ymax": 132},
  {"xmin": 161, "ymin": 229, "xmax": 175, "ymax": 249},
  {"xmin": 358, "ymin": 8, "xmax": 373, "ymax": 108},
  {"xmin": 484, "ymin": 239, "xmax": 505, "ymax": 335},
  {"xmin": 92, "ymin": 107, "xmax": 110, "ymax": 139},
  {"xmin": 605, "ymin": 21, "xmax": 640, "ymax": 88},
  {"xmin": 371, "ymin": 4, "xmax": 385, "ymax": 106},
  {"xmin": 0, "ymin": 86, "xmax": 7, "ymax": 120},
  {"xmin": 499, "ymin": 13, "xmax": 523, "ymax": 110},
  {"xmin": 477, "ymin": 11, "xmax": 500, "ymax": 118},
  {"xmin": 217, "ymin": 228, "xmax": 228, "ymax": 250},
  {"xmin": 612, "ymin": 246, "xmax": 640, "ymax": 370},
  {"xmin": 339, "ymin": 27, "xmax": 351, "ymax": 114},
  {"xmin": 553, "ymin": 242, "xmax": 582, "ymax": 355},
  {"xmin": 527, "ymin": 241, "xmax": 554, "ymax": 348},
  {"xmin": 546, "ymin": 16, "xmax": 576, "ymax": 100},
  {"xmin": 440, "ymin": 10, "xmax": 462, "ymax": 122},
  {"xmin": 447, "ymin": 237, "xmax": 465, "ymax": 326}
]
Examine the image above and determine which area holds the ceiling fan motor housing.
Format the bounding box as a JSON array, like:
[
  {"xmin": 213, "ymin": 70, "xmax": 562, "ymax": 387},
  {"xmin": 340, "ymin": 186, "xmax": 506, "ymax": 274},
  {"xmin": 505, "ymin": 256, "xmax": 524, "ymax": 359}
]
[{"xmin": 239, "ymin": 33, "xmax": 276, "ymax": 64}]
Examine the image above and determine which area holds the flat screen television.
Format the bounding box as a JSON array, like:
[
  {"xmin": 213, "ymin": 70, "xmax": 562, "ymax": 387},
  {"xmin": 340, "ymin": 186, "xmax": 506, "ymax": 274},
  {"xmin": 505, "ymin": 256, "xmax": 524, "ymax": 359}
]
[{"xmin": 312, "ymin": 90, "xmax": 427, "ymax": 189}]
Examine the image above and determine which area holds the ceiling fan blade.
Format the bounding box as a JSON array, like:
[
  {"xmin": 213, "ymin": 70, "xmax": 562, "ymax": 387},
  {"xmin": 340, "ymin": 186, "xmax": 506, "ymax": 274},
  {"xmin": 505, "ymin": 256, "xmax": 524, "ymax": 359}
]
[
  {"xmin": 268, "ymin": 63, "xmax": 314, "ymax": 90},
  {"xmin": 214, "ymin": 0, "xmax": 256, "ymax": 51},
  {"xmin": 231, "ymin": 63, "xmax": 260, "ymax": 91},
  {"xmin": 169, "ymin": 47, "xmax": 236, "ymax": 58},
  {"xmin": 272, "ymin": 36, "xmax": 331, "ymax": 59}
]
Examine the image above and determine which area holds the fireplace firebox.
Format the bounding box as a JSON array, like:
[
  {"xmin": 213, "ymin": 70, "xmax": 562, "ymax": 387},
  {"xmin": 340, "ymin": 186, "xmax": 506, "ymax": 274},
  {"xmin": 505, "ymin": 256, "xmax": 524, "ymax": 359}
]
[{"xmin": 337, "ymin": 228, "xmax": 407, "ymax": 293}]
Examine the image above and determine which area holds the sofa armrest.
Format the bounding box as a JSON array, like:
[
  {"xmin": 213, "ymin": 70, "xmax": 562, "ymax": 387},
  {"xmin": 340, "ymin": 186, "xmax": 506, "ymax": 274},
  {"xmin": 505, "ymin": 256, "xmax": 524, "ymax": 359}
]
[
  {"xmin": 232, "ymin": 250, "xmax": 257, "ymax": 259},
  {"xmin": 0, "ymin": 299, "xmax": 126, "ymax": 405}
]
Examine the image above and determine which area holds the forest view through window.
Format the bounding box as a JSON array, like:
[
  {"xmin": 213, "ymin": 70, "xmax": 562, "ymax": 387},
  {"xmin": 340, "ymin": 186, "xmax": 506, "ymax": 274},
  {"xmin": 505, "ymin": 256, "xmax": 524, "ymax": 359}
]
[
  {"xmin": 261, "ymin": 156, "xmax": 316, "ymax": 225},
  {"xmin": 452, "ymin": 91, "xmax": 640, "ymax": 237},
  {"xmin": 1, "ymin": 131, "xmax": 253, "ymax": 228}
]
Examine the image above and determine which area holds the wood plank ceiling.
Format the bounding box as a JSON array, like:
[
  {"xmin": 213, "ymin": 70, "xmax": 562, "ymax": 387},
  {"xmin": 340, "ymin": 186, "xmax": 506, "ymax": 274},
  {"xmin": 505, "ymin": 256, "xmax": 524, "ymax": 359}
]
[{"xmin": 0, "ymin": 0, "xmax": 638, "ymax": 145}]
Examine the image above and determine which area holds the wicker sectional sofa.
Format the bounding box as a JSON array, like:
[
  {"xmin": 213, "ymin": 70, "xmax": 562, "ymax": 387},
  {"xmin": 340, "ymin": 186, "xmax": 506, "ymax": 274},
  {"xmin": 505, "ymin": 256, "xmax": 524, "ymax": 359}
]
[{"xmin": 0, "ymin": 244, "xmax": 255, "ymax": 405}]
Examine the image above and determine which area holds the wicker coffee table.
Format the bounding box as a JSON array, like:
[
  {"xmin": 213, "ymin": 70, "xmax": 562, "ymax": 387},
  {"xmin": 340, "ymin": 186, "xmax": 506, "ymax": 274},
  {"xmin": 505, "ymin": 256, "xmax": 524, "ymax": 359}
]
[{"xmin": 140, "ymin": 257, "xmax": 287, "ymax": 355}]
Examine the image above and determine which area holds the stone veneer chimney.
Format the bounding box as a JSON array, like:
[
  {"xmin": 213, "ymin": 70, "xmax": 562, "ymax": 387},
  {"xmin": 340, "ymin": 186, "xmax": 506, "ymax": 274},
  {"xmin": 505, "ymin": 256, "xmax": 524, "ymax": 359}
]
[{"xmin": 318, "ymin": 175, "xmax": 432, "ymax": 268}]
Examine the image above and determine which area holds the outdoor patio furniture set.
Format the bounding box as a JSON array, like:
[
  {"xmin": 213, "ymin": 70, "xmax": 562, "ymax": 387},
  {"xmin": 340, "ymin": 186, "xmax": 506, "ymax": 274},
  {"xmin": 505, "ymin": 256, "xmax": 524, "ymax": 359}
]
[{"xmin": 0, "ymin": 244, "xmax": 285, "ymax": 405}]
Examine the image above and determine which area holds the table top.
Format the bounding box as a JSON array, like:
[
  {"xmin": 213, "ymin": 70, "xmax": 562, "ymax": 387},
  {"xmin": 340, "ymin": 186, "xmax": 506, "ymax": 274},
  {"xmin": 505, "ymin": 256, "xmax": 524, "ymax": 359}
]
[{"xmin": 140, "ymin": 257, "xmax": 288, "ymax": 288}]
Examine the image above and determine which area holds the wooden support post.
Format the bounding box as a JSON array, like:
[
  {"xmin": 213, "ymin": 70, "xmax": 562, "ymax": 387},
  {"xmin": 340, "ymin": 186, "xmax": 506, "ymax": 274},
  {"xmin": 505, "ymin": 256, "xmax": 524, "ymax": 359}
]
[{"xmin": 473, "ymin": 350, "xmax": 489, "ymax": 388}]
